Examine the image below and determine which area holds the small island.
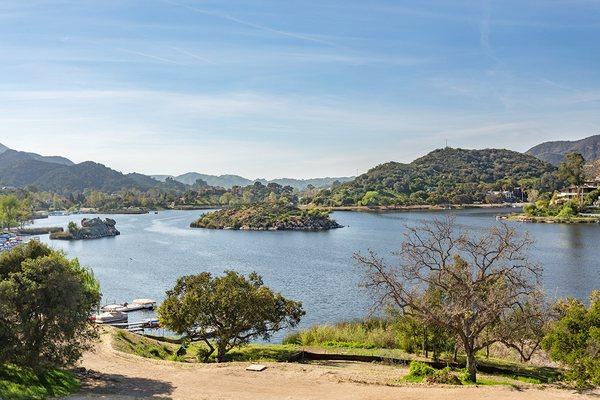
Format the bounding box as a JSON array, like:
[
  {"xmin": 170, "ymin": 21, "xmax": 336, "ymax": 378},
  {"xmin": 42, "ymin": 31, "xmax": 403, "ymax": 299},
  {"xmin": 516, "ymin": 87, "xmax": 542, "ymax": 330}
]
[
  {"xmin": 190, "ymin": 203, "xmax": 342, "ymax": 231},
  {"xmin": 500, "ymin": 196, "xmax": 600, "ymax": 224},
  {"xmin": 50, "ymin": 217, "xmax": 120, "ymax": 240}
]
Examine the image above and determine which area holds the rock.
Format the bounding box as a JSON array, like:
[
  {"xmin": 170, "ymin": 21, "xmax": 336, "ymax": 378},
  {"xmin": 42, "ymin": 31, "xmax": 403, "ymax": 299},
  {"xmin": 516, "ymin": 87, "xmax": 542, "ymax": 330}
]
[{"xmin": 51, "ymin": 217, "xmax": 120, "ymax": 240}]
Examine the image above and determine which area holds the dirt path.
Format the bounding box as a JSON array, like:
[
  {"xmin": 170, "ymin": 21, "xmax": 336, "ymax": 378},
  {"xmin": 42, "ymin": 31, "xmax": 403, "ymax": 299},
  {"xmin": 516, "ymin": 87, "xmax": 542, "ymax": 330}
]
[{"xmin": 64, "ymin": 333, "xmax": 596, "ymax": 400}]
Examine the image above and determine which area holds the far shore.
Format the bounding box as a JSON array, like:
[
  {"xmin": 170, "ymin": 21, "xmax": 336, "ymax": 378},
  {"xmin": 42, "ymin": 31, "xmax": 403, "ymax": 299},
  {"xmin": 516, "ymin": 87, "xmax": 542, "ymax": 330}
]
[
  {"xmin": 305, "ymin": 203, "xmax": 525, "ymax": 213},
  {"xmin": 499, "ymin": 213, "xmax": 600, "ymax": 224},
  {"xmin": 32, "ymin": 203, "xmax": 524, "ymax": 219}
]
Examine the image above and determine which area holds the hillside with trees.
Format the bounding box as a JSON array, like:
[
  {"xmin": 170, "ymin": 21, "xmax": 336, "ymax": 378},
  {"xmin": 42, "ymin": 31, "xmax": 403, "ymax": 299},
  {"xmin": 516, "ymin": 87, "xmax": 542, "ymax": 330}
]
[
  {"xmin": 305, "ymin": 148, "xmax": 558, "ymax": 206},
  {"xmin": 527, "ymin": 134, "xmax": 600, "ymax": 165},
  {"xmin": 0, "ymin": 145, "xmax": 181, "ymax": 193}
]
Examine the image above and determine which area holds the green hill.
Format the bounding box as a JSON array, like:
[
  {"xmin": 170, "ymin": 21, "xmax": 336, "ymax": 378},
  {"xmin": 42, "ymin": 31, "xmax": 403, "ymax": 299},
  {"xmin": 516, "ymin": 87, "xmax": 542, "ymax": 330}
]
[
  {"xmin": 308, "ymin": 148, "xmax": 558, "ymax": 206},
  {"xmin": 0, "ymin": 147, "xmax": 178, "ymax": 193}
]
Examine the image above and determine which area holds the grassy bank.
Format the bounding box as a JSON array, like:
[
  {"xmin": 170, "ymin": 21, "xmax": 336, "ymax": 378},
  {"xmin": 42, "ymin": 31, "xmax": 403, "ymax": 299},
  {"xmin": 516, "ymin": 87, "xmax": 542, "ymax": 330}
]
[
  {"xmin": 0, "ymin": 364, "xmax": 79, "ymax": 400},
  {"xmin": 500, "ymin": 213, "xmax": 600, "ymax": 223},
  {"xmin": 112, "ymin": 329, "xmax": 299, "ymax": 363},
  {"xmin": 111, "ymin": 326, "xmax": 559, "ymax": 385}
]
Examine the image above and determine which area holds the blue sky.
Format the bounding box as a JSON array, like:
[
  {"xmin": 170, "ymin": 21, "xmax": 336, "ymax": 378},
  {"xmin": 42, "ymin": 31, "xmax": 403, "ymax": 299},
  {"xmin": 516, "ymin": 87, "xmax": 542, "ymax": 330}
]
[{"xmin": 1, "ymin": 0, "xmax": 599, "ymax": 178}]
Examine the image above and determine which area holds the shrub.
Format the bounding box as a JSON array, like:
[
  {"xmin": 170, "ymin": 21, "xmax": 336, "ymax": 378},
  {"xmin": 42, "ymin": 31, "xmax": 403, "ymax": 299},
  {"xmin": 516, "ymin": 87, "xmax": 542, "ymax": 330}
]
[
  {"xmin": 407, "ymin": 361, "xmax": 435, "ymax": 378},
  {"xmin": 542, "ymin": 291, "xmax": 600, "ymax": 388},
  {"xmin": 424, "ymin": 367, "xmax": 462, "ymax": 385}
]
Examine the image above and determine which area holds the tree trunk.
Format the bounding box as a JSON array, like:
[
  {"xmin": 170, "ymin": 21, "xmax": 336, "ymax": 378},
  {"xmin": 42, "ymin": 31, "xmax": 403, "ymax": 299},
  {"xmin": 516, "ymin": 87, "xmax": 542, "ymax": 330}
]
[
  {"xmin": 200, "ymin": 337, "xmax": 214, "ymax": 363},
  {"xmin": 216, "ymin": 344, "xmax": 227, "ymax": 363},
  {"xmin": 465, "ymin": 350, "xmax": 477, "ymax": 383},
  {"xmin": 423, "ymin": 327, "xmax": 428, "ymax": 358}
]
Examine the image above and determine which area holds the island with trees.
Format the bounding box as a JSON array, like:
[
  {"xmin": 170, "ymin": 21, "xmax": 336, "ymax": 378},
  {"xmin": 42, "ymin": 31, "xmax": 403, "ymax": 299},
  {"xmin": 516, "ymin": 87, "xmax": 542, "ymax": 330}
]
[
  {"xmin": 50, "ymin": 217, "xmax": 120, "ymax": 240},
  {"xmin": 190, "ymin": 203, "xmax": 342, "ymax": 231}
]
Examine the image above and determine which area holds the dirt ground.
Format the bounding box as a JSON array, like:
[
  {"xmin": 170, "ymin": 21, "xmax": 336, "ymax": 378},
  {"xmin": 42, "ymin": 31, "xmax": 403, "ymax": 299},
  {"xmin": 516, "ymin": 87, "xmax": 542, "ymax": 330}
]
[{"xmin": 64, "ymin": 333, "xmax": 597, "ymax": 400}]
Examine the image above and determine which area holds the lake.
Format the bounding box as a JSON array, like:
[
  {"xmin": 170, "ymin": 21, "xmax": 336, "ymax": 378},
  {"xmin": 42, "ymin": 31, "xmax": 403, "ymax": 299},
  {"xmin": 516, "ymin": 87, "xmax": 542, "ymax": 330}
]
[{"xmin": 33, "ymin": 208, "xmax": 599, "ymax": 339}]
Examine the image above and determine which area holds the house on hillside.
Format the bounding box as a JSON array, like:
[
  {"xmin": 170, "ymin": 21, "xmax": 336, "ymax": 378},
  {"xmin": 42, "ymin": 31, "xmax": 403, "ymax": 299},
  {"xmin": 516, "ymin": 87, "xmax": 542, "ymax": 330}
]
[
  {"xmin": 486, "ymin": 187, "xmax": 525, "ymax": 203},
  {"xmin": 555, "ymin": 181, "xmax": 600, "ymax": 203}
]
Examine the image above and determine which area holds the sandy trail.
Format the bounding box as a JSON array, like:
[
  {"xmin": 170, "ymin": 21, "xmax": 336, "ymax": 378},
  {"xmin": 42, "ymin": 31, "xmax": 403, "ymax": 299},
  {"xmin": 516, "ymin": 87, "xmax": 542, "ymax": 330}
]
[{"xmin": 64, "ymin": 333, "xmax": 596, "ymax": 400}]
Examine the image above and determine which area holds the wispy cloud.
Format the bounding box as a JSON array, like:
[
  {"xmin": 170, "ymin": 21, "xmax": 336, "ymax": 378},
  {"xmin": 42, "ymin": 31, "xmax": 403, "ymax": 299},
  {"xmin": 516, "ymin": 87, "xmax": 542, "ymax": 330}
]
[
  {"xmin": 171, "ymin": 46, "xmax": 214, "ymax": 64},
  {"xmin": 1, "ymin": 88, "xmax": 599, "ymax": 177},
  {"xmin": 115, "ymin": 48, "xmax": 184, "ymax": 66},
  {"xmin": 163, "ymin": 0, "xmax": 338, "ymax": 47},
  {"xmin": 479, "ymin": 0, "xmax": 493, "ymax": 59}
]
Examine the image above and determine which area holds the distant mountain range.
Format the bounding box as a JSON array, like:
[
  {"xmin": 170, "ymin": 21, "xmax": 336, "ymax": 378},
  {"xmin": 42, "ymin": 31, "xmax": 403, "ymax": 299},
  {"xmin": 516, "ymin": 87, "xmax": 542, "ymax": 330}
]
[
  {"xmin": 151, "ymin": 173, "xmax": 354, "ymax": 190},
  {"xmin": 7, "ymin": 134, "xmax": 599, "ymax": 196},
  {"xmin": 0, "ymin": 143, "xmax": 73, "ymax": 166},
  {"xmin": 0, "ymin": 143, "xmax": 351, "ymax": 192},
  {"xmin": 526, "ymin": 134, "xmax": 600, "ymax": 165},
  {"xmin": 0, "ymin": 144, "xmax": 184, "ymax": 192}
]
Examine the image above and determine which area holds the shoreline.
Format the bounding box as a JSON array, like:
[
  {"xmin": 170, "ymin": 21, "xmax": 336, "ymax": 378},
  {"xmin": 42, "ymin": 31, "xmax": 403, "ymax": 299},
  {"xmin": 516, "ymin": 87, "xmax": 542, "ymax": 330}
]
[
  {"xmin": 307, "ymin": 203, "xmax": 524, "ymax": 213},
  {"xmin": 498, "ymin": 213, "xmax": 600, "ymax": 224}
]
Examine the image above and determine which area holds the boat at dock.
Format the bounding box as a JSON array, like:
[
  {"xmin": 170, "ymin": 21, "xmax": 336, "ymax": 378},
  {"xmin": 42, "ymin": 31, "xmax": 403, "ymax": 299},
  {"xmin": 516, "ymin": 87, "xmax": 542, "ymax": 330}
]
[
  {"xmin": 100, "ymin": 298, "xmax": 156, "ymax": 313},
  {"xmin": 92, "ymin": 310, "xmax": 128, "ymax": 324}
]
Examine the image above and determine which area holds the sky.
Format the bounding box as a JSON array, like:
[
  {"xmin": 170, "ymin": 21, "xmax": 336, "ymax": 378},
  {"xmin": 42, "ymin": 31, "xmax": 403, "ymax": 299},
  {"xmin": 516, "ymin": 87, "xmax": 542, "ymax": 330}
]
[{"xmin": 0, "ymin": 0, "xmax": 599, "ymax": 179}]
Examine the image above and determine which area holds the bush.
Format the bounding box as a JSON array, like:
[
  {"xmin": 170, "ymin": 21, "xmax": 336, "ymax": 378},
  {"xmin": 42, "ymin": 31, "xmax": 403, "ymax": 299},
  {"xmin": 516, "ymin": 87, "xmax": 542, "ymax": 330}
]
[
  {"xmin": 542, "ymin": 291, "xmax": 600, "ymax": 388},
  {"xmin": 407, "ymin": 361, "xmax": 435, "ymax": 378},
  {"xmin": 424, "ymin": 367, "xmax": 462, "ymax": 385}
]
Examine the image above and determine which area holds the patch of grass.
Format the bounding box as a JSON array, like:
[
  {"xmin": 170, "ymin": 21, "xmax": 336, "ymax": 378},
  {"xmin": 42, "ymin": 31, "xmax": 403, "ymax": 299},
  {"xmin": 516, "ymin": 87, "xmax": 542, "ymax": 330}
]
[
  {"xmin": 111, "ymin": 330, "xmax": 554, "ymax": 386},
  {"xmin": 112, "ymin": 330, "xmax": 177, "ymax": 360},
  {"xmin": 321, "ymin": 340, "xmax": 377, "ymax": 349},
  {"xmin": 204, "ymin": 344, "xmax": 299, "ymax": 362},
  {"xmin": 283, "ymin": 318, "xmax": 400, "ymax": 349},
  {"xmin": 0, "ymin": 364, "xmax": 79, "ymax": 400},
  {"xmin": 113, "ymin": 329, "xmax": 300, "ymax": 363},
  {"xmin": 401, "ymin": 361, "xmax": 543, "ymax": 387}
]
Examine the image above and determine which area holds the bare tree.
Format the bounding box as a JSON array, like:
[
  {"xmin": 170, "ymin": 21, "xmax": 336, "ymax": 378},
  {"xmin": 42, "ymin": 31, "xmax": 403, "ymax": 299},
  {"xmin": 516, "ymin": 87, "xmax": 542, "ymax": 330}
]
[
  {"xmin": 355, "ymin": 217, "xmax": 542, "ymax": 382},
  {"xmin": 493, "ymin": 295, "xmax": 555, "ymax": 362}
]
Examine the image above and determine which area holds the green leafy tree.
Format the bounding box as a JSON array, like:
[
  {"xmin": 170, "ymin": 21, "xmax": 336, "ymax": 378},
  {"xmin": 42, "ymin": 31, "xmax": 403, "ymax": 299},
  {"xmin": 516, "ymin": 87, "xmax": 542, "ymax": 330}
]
[
  {"xmin": 0, "ymin": 195, "xmax": 20, "ymax": 230},
  {"xmin": 158, "ymin": 271, "xmax": 304, "ymax": 362},
  {"xmin": 359, "ymin": 191, "xmax": 380, "ymax": 206},
  {"xmin": 558, "ymin": 153, "xmax": 586, "ymax": 206},
  {"xmin": 67, "ymin": 221, "xmax": 79, "ymax": 234},
  {"xmin": 542, "ymin": 291, "xmax": 600, "ymax": 387},
  {"xmin": 0, "ymin": 241, "xmax": 101, "ymax": 368}
]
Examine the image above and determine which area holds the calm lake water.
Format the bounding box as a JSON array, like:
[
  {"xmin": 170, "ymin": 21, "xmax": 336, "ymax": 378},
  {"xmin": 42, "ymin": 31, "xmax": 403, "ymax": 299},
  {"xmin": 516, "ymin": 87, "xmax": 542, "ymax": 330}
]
[{"xmin": 33, "ymin": 209, "xmax": 599, "ymax": 339}]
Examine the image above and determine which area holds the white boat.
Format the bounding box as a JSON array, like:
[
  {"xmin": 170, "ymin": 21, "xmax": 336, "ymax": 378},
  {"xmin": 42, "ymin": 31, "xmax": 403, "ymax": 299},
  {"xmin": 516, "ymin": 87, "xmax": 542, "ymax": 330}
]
[
  {"xmin": 131, "ymin": 298, "xmax": 156, "ymax": 310},
  {"xmin": 100, "ymin": 298, "xmax": 156, "ymax": 313},
  {"xmin": 93, "ymin": 311, "xmax": 128, "ymax": 324}
]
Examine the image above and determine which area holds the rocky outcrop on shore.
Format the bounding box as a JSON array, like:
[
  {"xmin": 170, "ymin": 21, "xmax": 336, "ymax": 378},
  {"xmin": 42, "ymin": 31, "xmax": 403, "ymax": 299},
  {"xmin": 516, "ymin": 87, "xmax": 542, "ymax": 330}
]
[
  {"xmin": 190, "ymin": 204, "xmax": 342, "ymax": 231},
  {"xmin": 51, "ymin": 218, "xmax": 120, "ymax": 240}
]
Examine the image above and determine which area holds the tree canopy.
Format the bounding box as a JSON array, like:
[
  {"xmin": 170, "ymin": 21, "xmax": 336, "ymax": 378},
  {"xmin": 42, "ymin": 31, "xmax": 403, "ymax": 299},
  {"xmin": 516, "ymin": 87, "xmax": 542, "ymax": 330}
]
[
  {"xmin": 0, "ymin": 241, "xmax": 101, "ymax": 368},
  {"xmin": 158, "ymin": 271, "xmax": 304, "ymax": 362}
]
